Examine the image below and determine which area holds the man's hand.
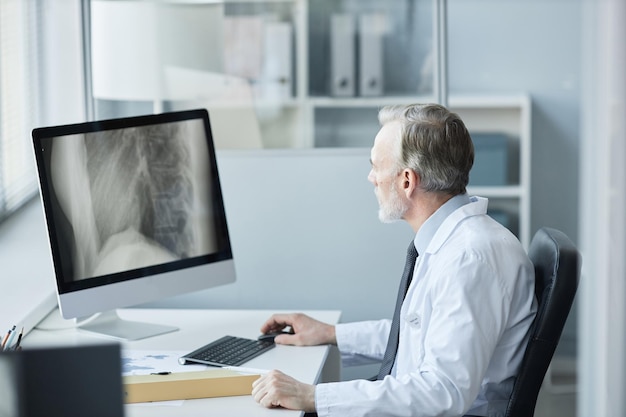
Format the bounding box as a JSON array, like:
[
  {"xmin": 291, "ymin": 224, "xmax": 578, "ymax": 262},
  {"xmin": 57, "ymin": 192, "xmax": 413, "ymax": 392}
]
[
  {"xmin": 260, "ymin": 313, "xmax": 337, "ymax": 346},
  {"xmin": 252, "ymin": 370, "xmax": 316, "ymax": 412}
]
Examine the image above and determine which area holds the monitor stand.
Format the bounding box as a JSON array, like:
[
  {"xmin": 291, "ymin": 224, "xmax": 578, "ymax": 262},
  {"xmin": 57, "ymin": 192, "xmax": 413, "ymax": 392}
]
[{"xmin": 78, "ymin": 310, "xmax": 178, "ymax": 341}]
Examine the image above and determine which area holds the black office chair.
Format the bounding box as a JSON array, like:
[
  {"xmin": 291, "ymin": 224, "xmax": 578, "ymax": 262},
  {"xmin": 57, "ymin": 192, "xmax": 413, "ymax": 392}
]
[{"xmin": 505, "ymin": 227, "xmax": 581, "ymax": 417}]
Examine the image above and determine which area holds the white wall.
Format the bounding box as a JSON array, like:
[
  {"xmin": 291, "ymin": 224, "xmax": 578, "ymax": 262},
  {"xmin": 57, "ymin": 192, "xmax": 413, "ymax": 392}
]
[
  {"xmin": 579, "ymin": 0, "xmax": 626, "ymax": 415},
  {"xmin": 448, "ymin": 0, "xmax": 582, "ymax": 356},
  {"xmin": 449, "ymin": 0, "xmax": 581, "ymax": 242}
]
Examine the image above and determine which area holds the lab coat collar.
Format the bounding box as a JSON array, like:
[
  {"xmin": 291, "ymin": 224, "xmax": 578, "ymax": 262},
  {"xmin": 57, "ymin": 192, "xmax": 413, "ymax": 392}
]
[{"xmin": 415, "ymin": 195, "xmax": 488, "ymax": 256}]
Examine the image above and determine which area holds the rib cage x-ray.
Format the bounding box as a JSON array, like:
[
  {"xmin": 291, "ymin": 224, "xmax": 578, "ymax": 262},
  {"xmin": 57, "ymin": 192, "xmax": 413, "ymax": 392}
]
[{"xmin": 49, "ymin": 119, "xmax": 217, "ymax": 281}]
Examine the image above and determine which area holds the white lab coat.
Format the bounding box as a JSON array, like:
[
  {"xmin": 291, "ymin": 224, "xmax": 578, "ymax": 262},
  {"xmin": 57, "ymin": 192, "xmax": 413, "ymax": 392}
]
[{"xmin": 315, "ymin": 197, "xmax": 536, "ymax": 417}]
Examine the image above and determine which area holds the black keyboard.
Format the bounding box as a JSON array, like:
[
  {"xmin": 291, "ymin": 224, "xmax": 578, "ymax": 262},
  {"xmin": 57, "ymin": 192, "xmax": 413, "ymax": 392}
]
[{"xmin": 178, "ymin": 335, "xmax": 275, "ymax": 367}]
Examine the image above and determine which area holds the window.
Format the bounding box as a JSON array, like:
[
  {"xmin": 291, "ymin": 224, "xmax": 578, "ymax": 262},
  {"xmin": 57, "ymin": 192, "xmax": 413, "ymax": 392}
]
[{"xmin": 0, "ymin": 0, "xmax": 41, "ymax": 223}]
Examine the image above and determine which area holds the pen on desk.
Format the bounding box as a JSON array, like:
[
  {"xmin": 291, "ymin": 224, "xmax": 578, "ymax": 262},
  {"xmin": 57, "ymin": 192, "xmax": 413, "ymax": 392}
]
[
  {"xmin": 1, "ymin": 325, "xmax": 16, "ymax": 351},
  {"xmin": 12, "ymin": 327, "xmax": 24, "ymax": 351},
  {"xmin": 0, "ymin": 329, "xmax": 11, "ymax": 350},
  {"xmin": 4, "ymin": 327, "xmax": 17, "ymax": 351},
  {"xmin": 222, "ymin": 366, "xmax": 270, "ymax": 375}
]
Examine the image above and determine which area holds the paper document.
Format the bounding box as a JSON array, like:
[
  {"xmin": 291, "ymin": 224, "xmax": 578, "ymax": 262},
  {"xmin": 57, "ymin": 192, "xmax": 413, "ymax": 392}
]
[{"xmin": 121, "ymin": 350, "xmax": 207, "ymax": 376}]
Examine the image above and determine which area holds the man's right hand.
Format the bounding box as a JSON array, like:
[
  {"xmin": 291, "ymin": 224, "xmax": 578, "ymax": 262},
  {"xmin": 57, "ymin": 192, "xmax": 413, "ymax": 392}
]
[{"xmin": 260, "ymin": 313, "xmax": 337, "ymax": 346}]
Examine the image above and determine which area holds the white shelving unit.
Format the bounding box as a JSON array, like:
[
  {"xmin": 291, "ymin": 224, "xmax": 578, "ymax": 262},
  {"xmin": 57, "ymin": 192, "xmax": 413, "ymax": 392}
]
[
  {"xmin": 297, "ymin": 94, "xmax": 532, "ymax": 248},
  {"xmin": 452, "ymin": 94, "xmax": 532, "ymax": 248}
]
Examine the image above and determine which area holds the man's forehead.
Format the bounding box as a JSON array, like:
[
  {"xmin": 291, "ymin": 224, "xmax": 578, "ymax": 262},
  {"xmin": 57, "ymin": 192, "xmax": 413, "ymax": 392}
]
[{"xmin": 371, "ymin": 122, "xmax": 401, "ymax": 163}]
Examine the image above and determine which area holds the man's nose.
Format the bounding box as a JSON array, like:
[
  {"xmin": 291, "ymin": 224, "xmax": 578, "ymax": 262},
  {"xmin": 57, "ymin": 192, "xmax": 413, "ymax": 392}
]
[{"xmin": 367, "ymin": 170, "xmax": 376, "ymax": 185}]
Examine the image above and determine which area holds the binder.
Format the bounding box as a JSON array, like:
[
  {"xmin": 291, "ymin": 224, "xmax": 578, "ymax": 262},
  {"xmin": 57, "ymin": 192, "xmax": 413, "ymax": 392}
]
[
  {"xmin": 123, "ymin": 369, "xmax": 259, "ymax": 403},
  {"xmin": 330, "ymin": 13, "xmax": 356, "ymax": 97},
  {"xmin": 358, "ymin": 12, "xmax": 387, "ymax": 96},
  {"xmin": 223, "ymin": 15, "xmax": 264, "ymax": 80},
  {"xmin": 261, "ymin": 21, "xmax": 293, "ymax": 100}
]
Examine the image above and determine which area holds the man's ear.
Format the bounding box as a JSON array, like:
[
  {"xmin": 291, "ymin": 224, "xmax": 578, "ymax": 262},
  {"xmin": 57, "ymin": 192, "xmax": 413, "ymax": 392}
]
[{"xmin": 401, "ymin": 168, "xmax": 419, "ymax": 198}]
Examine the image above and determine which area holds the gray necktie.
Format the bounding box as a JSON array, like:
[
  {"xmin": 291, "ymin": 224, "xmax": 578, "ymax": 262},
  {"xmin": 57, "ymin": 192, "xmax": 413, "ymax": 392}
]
[{"xmin": 377, "ymin": 241, "xmax": 419, "ymax": 379}]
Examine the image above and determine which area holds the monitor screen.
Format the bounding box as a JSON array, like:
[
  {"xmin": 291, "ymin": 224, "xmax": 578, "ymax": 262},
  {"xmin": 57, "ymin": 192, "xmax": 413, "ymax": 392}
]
[{"xmin": 32, "ymin": 109, "xmax": 236, "ymax": 340}]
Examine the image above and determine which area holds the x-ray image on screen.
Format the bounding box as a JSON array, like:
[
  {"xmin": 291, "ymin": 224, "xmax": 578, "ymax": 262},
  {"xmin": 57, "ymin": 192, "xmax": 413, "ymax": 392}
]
[{"xmin": 45, "ymin": 119, "xmax": 218, "ymax": 282}]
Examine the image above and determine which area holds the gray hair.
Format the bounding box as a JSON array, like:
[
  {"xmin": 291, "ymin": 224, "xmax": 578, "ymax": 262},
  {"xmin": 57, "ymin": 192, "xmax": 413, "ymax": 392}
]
[{"xmin": 378, "ymin": 103, "xmax": 474, "ymax": 195}]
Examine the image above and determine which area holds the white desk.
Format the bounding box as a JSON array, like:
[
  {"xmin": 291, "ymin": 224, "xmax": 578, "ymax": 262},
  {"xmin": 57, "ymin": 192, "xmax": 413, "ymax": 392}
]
[{"xmin": 24, "ymin": 308, "xmax": 342, "ymax": 417}]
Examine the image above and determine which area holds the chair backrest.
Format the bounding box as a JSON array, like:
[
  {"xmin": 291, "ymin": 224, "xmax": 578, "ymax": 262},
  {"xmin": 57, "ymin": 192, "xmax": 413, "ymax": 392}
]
[{"xmin": 505, "ymin": 227, "xmax": 581, "ymax": 417}]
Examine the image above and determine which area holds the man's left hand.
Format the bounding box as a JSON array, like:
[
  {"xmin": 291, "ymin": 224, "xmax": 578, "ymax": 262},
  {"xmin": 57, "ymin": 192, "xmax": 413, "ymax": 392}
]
[{"xmin": 252, "ymin": 370, "xmax": 316, "ymax": 412}]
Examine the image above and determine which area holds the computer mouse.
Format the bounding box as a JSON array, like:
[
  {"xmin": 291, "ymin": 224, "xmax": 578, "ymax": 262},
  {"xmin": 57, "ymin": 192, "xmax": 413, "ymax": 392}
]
[{"xmin": 257, "ymin": 331, "xmax": 292, "ymax": 343}]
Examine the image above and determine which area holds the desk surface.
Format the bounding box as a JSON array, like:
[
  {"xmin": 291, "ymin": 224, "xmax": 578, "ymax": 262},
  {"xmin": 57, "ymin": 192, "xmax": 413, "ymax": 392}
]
[{"xmin": 24, "ymin": 308, "xmax": 342, "ymax": 417}]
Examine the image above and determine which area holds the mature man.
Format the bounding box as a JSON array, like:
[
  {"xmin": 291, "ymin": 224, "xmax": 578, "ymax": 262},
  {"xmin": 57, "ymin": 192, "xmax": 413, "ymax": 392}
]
[{"xmin": 251, "ymin": 103, "xmax": 537, "ymax": 417}]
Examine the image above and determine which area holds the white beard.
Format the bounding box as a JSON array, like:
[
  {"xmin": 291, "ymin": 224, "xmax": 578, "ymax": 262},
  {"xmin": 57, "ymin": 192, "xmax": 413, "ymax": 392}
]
[{"xmin": 377, "ymin": 182, "xmax": 408, "ymax": 223}]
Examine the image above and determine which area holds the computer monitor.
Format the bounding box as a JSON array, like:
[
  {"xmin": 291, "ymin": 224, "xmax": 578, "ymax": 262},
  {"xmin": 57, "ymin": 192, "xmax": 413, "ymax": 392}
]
[{"xmin": 32, "ymin": 109, "xmax": 236, "ymax": 340}]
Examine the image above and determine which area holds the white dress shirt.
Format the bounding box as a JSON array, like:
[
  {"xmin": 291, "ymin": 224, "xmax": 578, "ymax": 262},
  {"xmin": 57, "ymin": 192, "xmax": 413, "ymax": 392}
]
[{"xmin": 315, "ymin": 195, "xmax": 537, "ymax": 417}]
